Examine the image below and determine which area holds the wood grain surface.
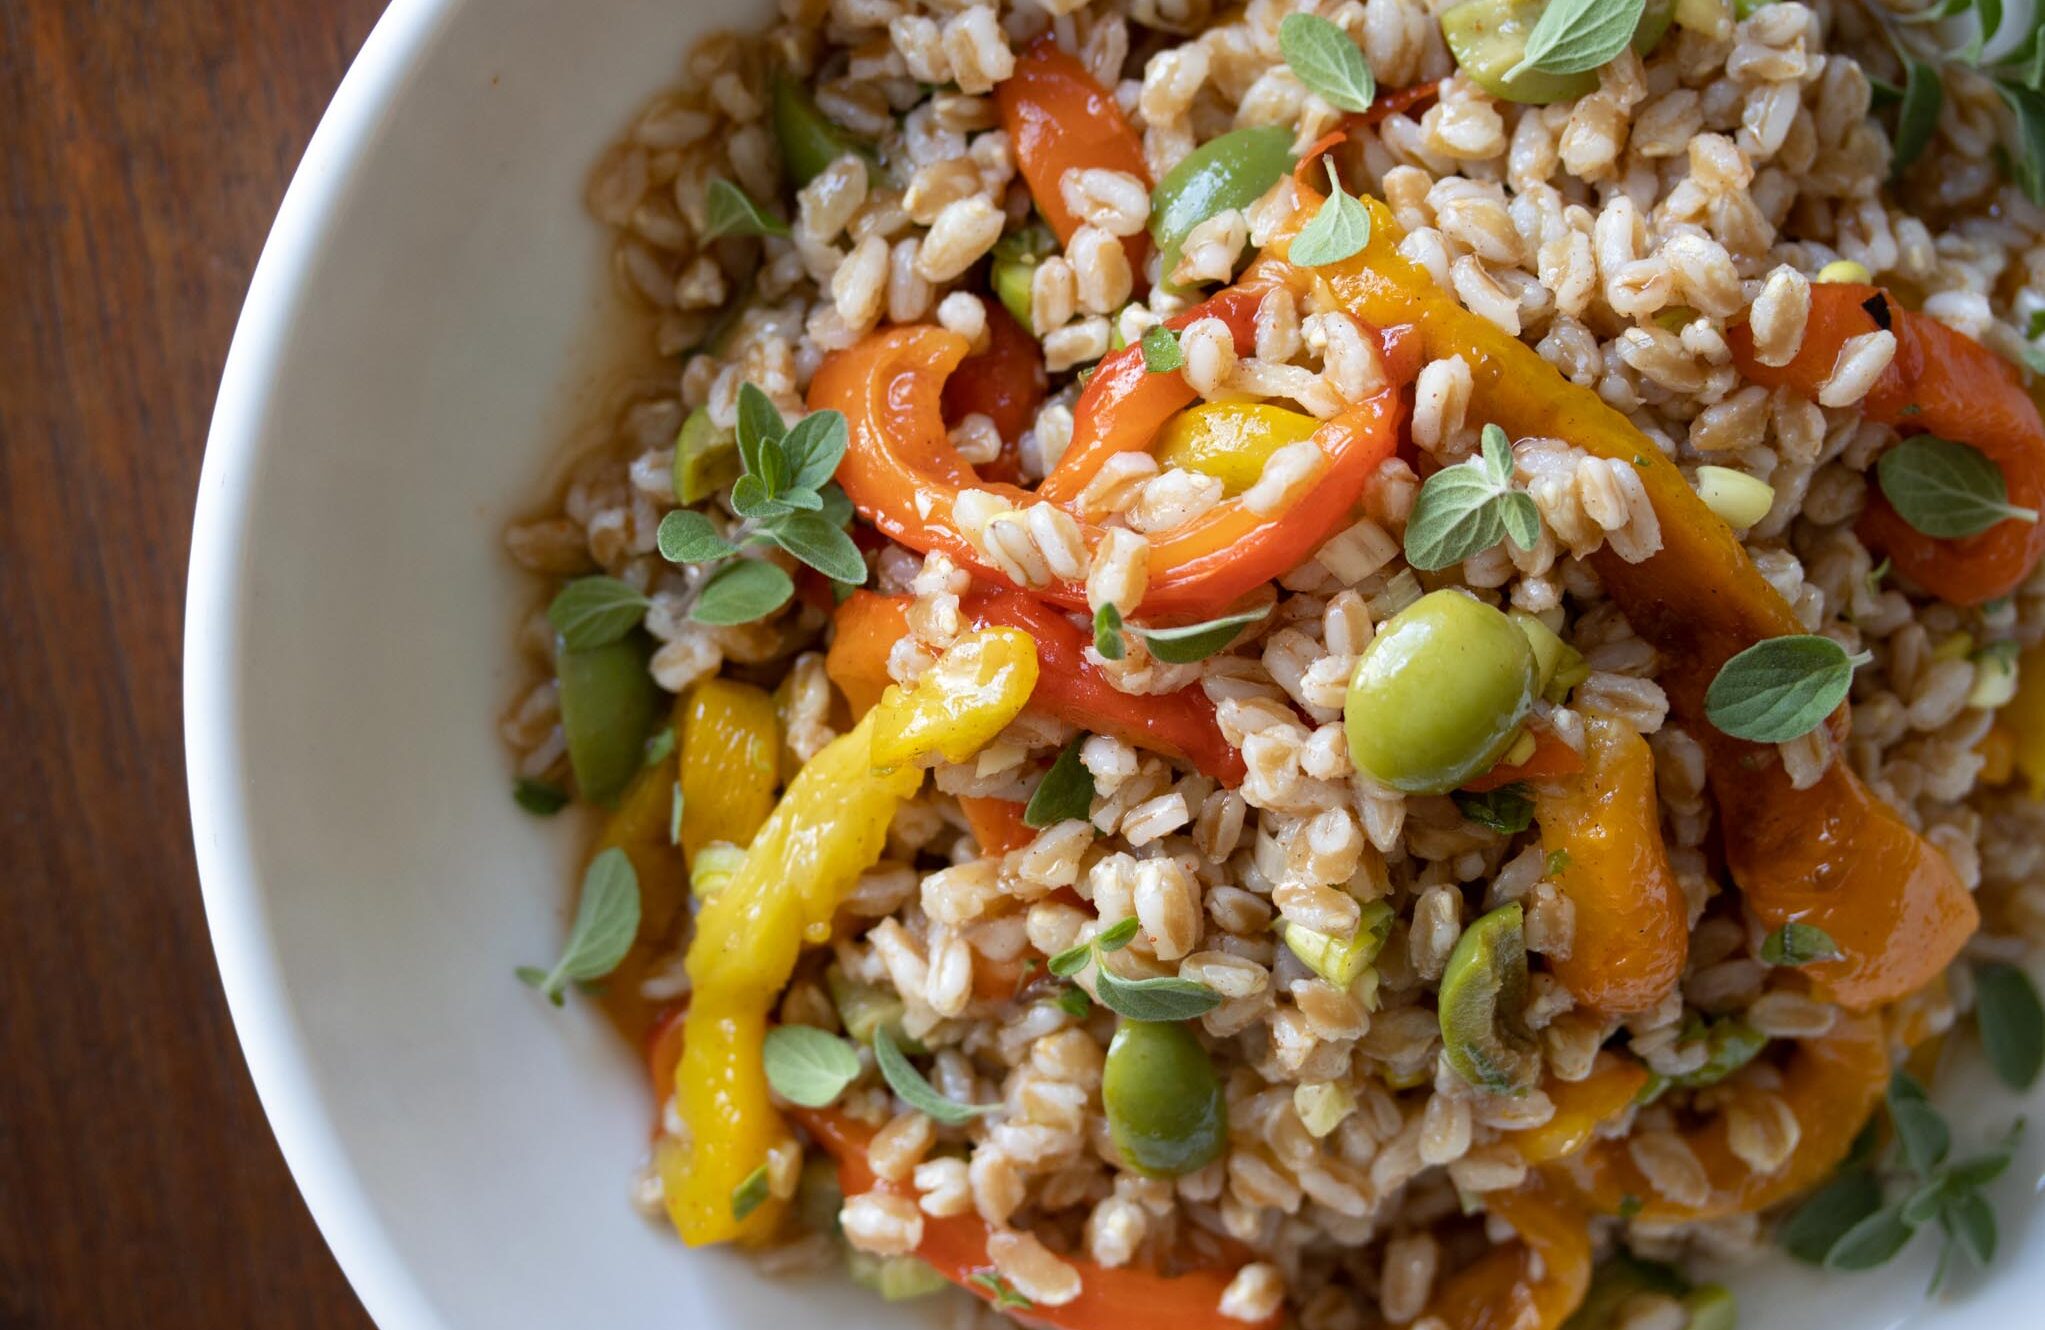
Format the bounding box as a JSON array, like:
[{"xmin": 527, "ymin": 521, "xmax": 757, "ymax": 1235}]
[{"xmin": 1, "ymin": 2, "xmax": 386, "ymax": 1325}]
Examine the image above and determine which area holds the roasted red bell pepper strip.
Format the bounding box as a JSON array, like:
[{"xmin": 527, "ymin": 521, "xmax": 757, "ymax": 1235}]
[
  {"xmin": 959, "ymin": 794, "xmax": 1037, "ymax": 854},
  {"xmin": 810, "ymin": 321, "xmax": 1407, "ymax": 620},
  {"xmin": 964, "ymin": 586, "xmax": 1247, "ymax": 787},
  {"xmin": 1270, "ymin": 198, "xmax": 1976, "ymax": 1011},
  {"xmin": 943, "ymin": 299, "xmax": 1047, "ymax": 486},
  {"xmin": 1729, "ymin": 282, "xmax": 2045, "ymax": 605},
  {"xmin": 1040, "ymin": 284, "xmax": 1267, "ymax": 505},
  {"xmin": 789, "ymin": 1105, "xmax": 1280, "ymax": 1330},
  {"xmin": 827, "ymin": 589, "xmax": 1246, "ymax": 787},
  {"xmin": 1457, "ymin": 727, "xmax": 1583, "ymax": 793},
  {"xmin": 995, "ymin": 33, "xmax": 1152, "ymax": 279}
]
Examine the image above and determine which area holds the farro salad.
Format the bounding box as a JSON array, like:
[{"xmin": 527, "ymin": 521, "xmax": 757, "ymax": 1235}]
[{"xmin": 502, "ymin": 0, "xmax": 2045, "ymax": 1326}]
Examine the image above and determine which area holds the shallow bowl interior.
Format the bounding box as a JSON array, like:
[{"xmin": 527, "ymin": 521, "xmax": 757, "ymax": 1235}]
[{"xmin": 187, "ymin": 1, "xmax": 2045, "ymax": 1326}]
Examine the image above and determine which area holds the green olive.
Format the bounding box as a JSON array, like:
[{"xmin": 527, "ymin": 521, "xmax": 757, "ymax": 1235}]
[
  {"xmin": 1671, "ymin": 1019, "xmax": 1767, "ymax": 1088},
  {"xmin": 847, "ymin": 1251, "xmax": 949, "ymax": 1301},
  {"xmin": 673, "ymin": 406, "xmax": 741, "ymax": 505},
  {"xmin": 771, "ymin": 74, "xmax": 876, "ymax": 187},
  {"xmin": 1149, "ymin": 124, "xmax": 1294, "ymax": 294},
  {"xmin": 1441, "ymin": 0, "xmax": 1675, "ymax": 106},
  {"xmin": 1437, "ymin": 902, "xmax": 1539, "ymax": 1095},
  {"xmin": 556, "ymin": 632, "xmax": 660, "ymax": 806},
  {"xmin": 1345, "ymin": 589, "xmax": 1537, "ymax": 794},
  {"xmin": 1509, "ymin": 608, "xmax": 1589, "ymax": 703},
  {"xmin": 1102, "ymin": 1019, "xmax": 1227, "ymax": 1177}
]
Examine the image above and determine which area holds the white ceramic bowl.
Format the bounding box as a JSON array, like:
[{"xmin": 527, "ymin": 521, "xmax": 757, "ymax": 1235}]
[{"xmin": 186, "ymin": 2, "xmax": 2045, "ymax": 1327}]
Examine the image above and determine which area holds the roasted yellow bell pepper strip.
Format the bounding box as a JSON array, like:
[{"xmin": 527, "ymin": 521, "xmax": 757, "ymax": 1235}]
[
  {"xmin": 2003, "ymin": 642, "xmax": 2045, "ymax": 798},
  {"xmin": 870, "ymin": 627, "xmax": 1038, "ymax": 768},
  {"xmin": 677, "ymin": 679, "xmax": 780, "ymax": 867},
  {"xmin": 667, "ymin": 708, "xmax": 922, "ymax": 1246},
  {"xmin": 1153, "ymin": 402, "xmax": 1321, "ymax": 497}
]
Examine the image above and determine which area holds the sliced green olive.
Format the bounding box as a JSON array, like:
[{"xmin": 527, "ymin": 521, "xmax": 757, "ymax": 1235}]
[
  {"xmin": 990, "ymin": 224, "xmax": 1053, "ymax": 331},
  {"xmin": 1102, "ymin": 1019, "xmax": 1227, "ymax": 1176},
  {"xmin": 673, "ymin": 406, "xmax": 742, "ymax": 505},
  {"xmin": 1441, "ymin": 0, "xmax": 1675, "ymax": 106},
  {"xmin": 1559, "ymin": 1255, "xmax": 1687, "ymax": 1330},
  {"xmin": 847, "ymin": 1251, "xmax": 949, "ymax": 1301},
  {"xmin": 557, "ymin": 632, "xmax": 660, "ymax": 806},
  {"xmin": 1345, "ymin": 589, "xmax": 1537, "ymax": 794},
  {"xmin": 1282, "ymin": 901, "xmax": 1394, "ymax": 990},
  {"xmin": 1671, "ymin": 1018, "xmax": 1767, "ymax": 1088},
  {"xmin": 1438, "ymin": 902, "xmax": 1540, "ymax": 1095},
  {"xmin": 1509, "ymin": 608, "xmax": 1589, "ymax": 703},
  {"xmin": 795, "ymin": 1153, "xmax": 844, "ymax": 1236},
  {"xmin": 771, "ymin": 74, "xmax": 876, "ymax": 186},
  {"xmin": 1149, "ymin": 124, "xmax": 1294, "ymax": 293},
  {"xmin": 826, "ymin": 963, "xmax": 911, "ymax": 1047}
]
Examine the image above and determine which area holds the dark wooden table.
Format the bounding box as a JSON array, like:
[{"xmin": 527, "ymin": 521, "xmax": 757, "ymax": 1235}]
[{"xmin": 2, "ymin": 2, "xmax": 386, "ymax": 1325}]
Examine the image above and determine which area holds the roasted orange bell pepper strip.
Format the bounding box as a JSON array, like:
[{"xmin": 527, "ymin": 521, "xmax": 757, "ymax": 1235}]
[
  {"xmin": 1458, "ymin": 727, "xmax": 1584, "ymax": 793},
  {"xmin": 942, "ymin": 298, "xmax": 1047, "ymax": 485},
  {"xmin": 668, "ymin": 710, "xmax": 922, "ymax": 1245},
  {"xmin": 1269, "ymin": 198, "xmax": 1975, "ymax": 1011},
  {"xmin": 1548, "ymin": 1011, "xmax": 1888, "ymax": 1222},
  {"xmin": 825, "ymin": 586, "xmax": 907, "ymax": 719},
  {"xmin": 811, "ymin": 321, "xmax": 1406, "ymax": 620},
  {"xmin": 960, "ymin": 795, "xmax": 1036, "ymax": 854},
  {"xmin": 827, "ymin": 589, "xmax": 1247, "ymax": 786},
  {"xmin": 1533, "ymin": 716, "xmax": 1687, "ymax": 1014},
  {"xmin": 1729, "ymin": 282, "xmax": 2045, "ymax": 605},
  {"xmin": 964, "ymin": 586, "xmax": 1247, "ymax": 786},
  {"xmin": 790, "ymin": 1105, "xmax": 1280, "ymax": 1330},
  {"xmin": 1419, "ymin": 1178, "xmax": 1591, "ymax": 1330},
  {"xmin": 1510, "ymin": 1054, "xmax": 1652, "ymax": 1165},
  {"xmin": 996, "ymin": 33, "xmax": 1152, "ymax": 277}
]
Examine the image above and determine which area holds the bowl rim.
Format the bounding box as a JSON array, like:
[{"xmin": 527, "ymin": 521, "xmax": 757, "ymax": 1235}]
[{"xmin": 184, "ymin": 1, "xmax": 457, "ymax": 1326}]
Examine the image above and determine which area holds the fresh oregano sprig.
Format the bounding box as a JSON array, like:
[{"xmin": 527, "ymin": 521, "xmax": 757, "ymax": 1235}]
[
  {"xmin": 1875, "ymin": 435, "xmax": 2039, "ymax": 539},
  {"xmin": 1759, "ymin": 921, "xmax": 1843, "ymax": 967},
  {"xmin": 1973, "ymin": 961, "xmax": 2044, "ymax": 1090},
  {"xmin": 1704, "ymin": 634, "xmax": 1869, "ymax": 743},
  {"xmin": 1278, "ymin": 13, "xmax": 1377, "ymax": 113},
  {"xmin": 761, "ymin": 1024, "xmax": 862, "ymax": 1107},
  {"xmin": 547, "ymin": 575, "xmax": 651, "ymax": 649},
  {"xmin": 1506, "ymin": 0, "xmax": 1647, "ymax": 80},
  {"xmin": 1024, "ymin": 737, "xmax": 1096, "ymax": 828},
  {"xmin": 1780, "ymin": 1069, "xmax": 2027, "ymax": 1292},
  {"xmin": 1290, "ymin": 159, "xmax": 1372, "ymax": 268},
  {"xmin": 516, "ymin": 847, "xmax": 640, "ymax": 1004},
  {"xmin": 873, "ymin": 1025, "xmax": 998, "ymax": 1126},
  {"xmin": 656, "ymin": 382, "xmax": 866, "ymax": 624},
  {"xmin": 1047, "ymin": 916, "xmax": 1222, "ymax": 1022},
  {"xmin": 1404, "ymin": 424, "xmax": 1542, "ymax": 569},
  {"xmin": 703, "ymin": 178, "xmax": 791, "ymax": 240}
]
